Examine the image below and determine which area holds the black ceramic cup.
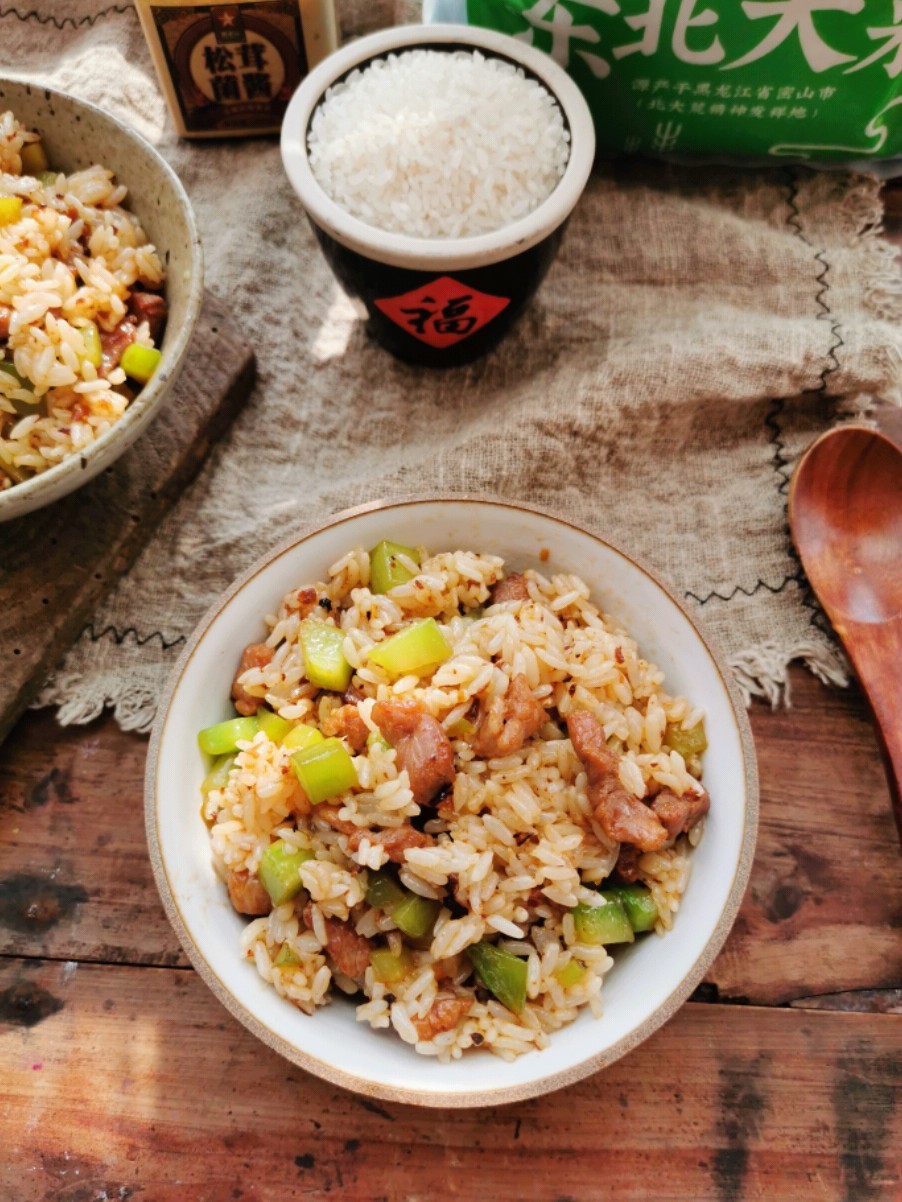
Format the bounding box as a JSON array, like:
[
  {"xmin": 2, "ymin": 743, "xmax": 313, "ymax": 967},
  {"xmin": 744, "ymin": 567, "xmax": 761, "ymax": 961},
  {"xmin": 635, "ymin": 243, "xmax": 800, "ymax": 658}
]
[{"xmin": 281, "ymin": 24, "xmax": 595, "ymax": 367}]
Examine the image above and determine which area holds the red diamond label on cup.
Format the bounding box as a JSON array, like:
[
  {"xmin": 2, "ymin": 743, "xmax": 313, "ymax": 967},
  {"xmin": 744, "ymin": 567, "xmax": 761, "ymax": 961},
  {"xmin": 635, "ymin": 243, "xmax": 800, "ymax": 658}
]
[{"xmin": 374, "ymin": 276, "xmax": 510, "ymax": 349}]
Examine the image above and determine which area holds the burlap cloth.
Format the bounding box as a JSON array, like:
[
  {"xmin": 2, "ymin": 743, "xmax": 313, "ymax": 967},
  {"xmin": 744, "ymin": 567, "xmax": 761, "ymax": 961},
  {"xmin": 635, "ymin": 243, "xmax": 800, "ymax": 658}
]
[{"xmin": 4, "ymin": 1, "xmax": 901, "ymax": 730}]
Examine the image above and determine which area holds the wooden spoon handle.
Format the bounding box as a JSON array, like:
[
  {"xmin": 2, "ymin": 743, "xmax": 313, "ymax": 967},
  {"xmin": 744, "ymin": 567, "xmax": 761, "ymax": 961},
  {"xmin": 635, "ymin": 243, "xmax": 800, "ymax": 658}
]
[{"xmin": 843, "ymin": 616, "xmax": 902, "ymax": 847}]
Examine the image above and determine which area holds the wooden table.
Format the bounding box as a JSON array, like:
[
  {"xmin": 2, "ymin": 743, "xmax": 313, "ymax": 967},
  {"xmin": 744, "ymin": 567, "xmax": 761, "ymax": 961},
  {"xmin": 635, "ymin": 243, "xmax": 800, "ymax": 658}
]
[
  {"xmin": 3, "ymin": 666, "xmax": 901, "ymax": 1201},
  {"xmin": 3, "ymin": 265, "xmax": 902, "ymax": 1202}
]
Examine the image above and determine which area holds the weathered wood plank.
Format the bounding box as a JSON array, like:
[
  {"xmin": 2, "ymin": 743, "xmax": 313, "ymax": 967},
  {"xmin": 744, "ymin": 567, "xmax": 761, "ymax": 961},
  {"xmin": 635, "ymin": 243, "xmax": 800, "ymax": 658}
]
[
  {"xmin": 707, "ymin": 663, "xmax": 902, "ymax": 1005},
  {"xmin": 0, "ymin": 711, "xmax": 185, "ymax": 967},
  {"xmin": 0, "ymin": 291, "xmax": 255, "ymax": 746},
  {"xmin": 791, "ymin": 990, "xmax": 902, "ymax": 1015},
  {"xmin": 1, "ymin": 958, "xmax": 899, "ymax": 1202},
  {"xmin": 2, "ymin": 662, "xmax": 901, "ymax": 1001}
]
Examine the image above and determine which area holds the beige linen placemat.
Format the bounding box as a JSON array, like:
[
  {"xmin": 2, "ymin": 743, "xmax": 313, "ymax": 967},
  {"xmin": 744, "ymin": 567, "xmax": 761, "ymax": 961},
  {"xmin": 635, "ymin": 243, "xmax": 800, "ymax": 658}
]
[{"xmin": 3, "ymin": 1, "xmax": 901, "ymax": 730}]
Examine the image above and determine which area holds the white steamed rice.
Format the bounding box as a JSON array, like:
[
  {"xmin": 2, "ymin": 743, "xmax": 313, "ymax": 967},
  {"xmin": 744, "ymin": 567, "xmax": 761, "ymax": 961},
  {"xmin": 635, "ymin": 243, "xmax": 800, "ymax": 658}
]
[{"xmin": 307, "ymin": 50, "xmax": 570, "ymax": 239}]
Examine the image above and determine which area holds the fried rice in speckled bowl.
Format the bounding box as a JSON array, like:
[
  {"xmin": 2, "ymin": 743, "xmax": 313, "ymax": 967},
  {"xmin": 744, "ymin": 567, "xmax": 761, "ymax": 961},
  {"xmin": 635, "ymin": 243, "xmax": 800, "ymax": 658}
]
[
  {"xmin": 0, "ymin": 112, "xmax": 166, "ymax": 488},
  {"xmin": 0, "ymin": 81, "xmax": 202, "ymax": 521}
]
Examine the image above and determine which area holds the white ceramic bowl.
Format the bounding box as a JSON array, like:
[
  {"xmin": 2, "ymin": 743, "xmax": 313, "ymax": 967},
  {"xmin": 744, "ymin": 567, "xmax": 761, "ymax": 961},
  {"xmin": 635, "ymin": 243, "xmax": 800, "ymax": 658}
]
[
  {"xmin": 281, "ymin": 23, "xmax": 595, "ymax": 271},
  {"xmin": 0, "ymin": 79, "xmax": 203, "ymax": 521},
  {"xmin": 146, "ymin": 498, "xmax": 758, "ymax": 1107}
]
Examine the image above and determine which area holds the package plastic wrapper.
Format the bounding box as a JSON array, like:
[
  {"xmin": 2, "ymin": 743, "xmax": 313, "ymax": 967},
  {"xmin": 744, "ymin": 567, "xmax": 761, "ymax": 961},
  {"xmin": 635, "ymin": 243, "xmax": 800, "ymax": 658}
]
[{"xmin": 427, "ymin": 0, "xmax": 902, "ymax": 173}]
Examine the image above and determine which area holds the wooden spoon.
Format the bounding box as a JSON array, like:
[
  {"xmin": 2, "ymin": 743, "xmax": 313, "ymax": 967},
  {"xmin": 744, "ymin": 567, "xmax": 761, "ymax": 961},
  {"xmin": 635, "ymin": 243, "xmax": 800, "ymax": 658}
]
[{"xmin": 789, "ymin": 425, "xmax": 902, "ymax": 845}]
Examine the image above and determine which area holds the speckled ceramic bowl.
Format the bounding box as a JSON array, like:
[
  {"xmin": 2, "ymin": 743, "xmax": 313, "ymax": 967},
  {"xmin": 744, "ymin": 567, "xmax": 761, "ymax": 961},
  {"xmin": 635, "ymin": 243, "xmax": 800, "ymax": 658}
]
[
  {"xmin": 0, "ymin": 79, "xmax": 203, "ymax": 522},
  {"xmin": 146, "ymin": 497, "xmax": 759, "ymax": 1107}
]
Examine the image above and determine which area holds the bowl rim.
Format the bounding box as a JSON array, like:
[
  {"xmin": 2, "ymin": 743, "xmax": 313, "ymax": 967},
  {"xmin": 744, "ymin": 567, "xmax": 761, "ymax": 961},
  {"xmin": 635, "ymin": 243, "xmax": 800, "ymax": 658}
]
[
  {"xmin": 0, "ymin": 77, "xmax": 204, "ymax": 519},
  {"xmin": 145, "ymin": 494, "xmax": 759, "ymax": 1108},
  {"xmin": 279, "ymin": 24, "xmax": 596, "ymax": 271}
]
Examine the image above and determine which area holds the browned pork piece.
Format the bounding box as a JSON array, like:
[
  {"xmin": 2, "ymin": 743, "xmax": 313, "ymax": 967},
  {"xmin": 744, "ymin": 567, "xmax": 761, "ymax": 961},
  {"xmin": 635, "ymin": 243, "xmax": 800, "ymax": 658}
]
[
  {"xmin": 566, "ymin": 710, "xmax": 669, "ymax": 853},
  {"xmin": 490, "ymin": 571, "xmax": 531, "ymax": 604},
  {"xmin": 0, "ymin": 304, "xmax": 11, "ymax": 340},
  {"xmin": 322, "ymin": 703, "xmax": 369, "ymax": 753},
  {"xmin": 99, "ymin": 318, "xmax": 137, "ymax": 374},
  {"xmin": 651, "ymin": 786, "xmax": 710, "ymax": 842},
  {"xmin": 230, "ymin": 642, "xmax": 273, "ymax": 716},
  {"xmin": 472, "ymin": 674, "xmax": 545, "ymax": 758},
  {"xmin": 413, "ymin": 994, "xmax": 474, "ymax": 1041},
  {"xmin": 568, "ymin": 710, "xmax": 709, "ymax": 853},
  {"xmin": 347, "ymin": 824, "xmax": 434, "ymax": 864},
  {"xmin": 372, "ymin": 699, "xmax": 455, "ymax": 806},
  {"xmin": 128, "ymin": 291, "xmax": 168, "ymax": 340},
  {"xmin": 304, "ymin": 903, "xmax": 371, "ymax": 979},
  {"xmin": 323, "ymin": 919, "xmax": 372, "ymax": 979},
  {"xmin": 614, "ymin": 843, "xmax": 642, "ymax": 883},
  {"xmin": 227, "ymin": 869, "xmax": 272, "ymax": 916}
]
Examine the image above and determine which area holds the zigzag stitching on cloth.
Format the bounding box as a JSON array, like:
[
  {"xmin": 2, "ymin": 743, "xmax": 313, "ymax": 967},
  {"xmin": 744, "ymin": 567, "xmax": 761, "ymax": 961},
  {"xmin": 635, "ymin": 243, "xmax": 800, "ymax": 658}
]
[
  {"xmin": 685, "ymin": 574, "xmax": 800, "ymax": 606},
  {"xmin": 800, "ymin": 580, "xmax": 833, "ymax": 637},
  {"xmin": 784, "ymin": 169, "xmax": 845, "ymax": 401},
  {"xmin": 780, "ymin": 176, "xmax": 843, "ymax": 637},
  {"xmin": 765, "ymin": 395, "xmax": 794, "ymax": 495},
  {"xmin": 0, "ymin": 3, "xmax": 131, "ymax": 29},
  {"xmin": 81, "ymin": 623, "xmax": 186, "ymax": 651},
  {"xmin": 685, "ymin": 399, "xmax": 808, "ymax": 610},
  {"xmin": 764, "ymin": 395, "xmax": 829, "ymax": 633},
  {"xmin": 784, "ymin": 170, "xmax": 813, "ymax": 249},
  {"xmin": 812, "ymin": 248, "xmax": 845, "ymax": 396}
]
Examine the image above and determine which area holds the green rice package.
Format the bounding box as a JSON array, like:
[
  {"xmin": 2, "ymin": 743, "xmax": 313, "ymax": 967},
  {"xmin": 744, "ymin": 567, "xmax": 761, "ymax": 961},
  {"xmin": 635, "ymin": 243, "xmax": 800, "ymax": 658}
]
[{"xmin": 428, "ymin": 0, "xmax": 902, "ymax": 171}]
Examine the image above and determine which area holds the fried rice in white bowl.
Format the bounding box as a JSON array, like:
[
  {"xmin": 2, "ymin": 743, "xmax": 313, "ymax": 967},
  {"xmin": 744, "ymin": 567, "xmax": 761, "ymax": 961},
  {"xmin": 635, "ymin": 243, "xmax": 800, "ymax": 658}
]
[
  {"xmin": 146, "ymin": 497, "xmax": 758, "ymax": 1106},
  {"xmin": 0, "ymin": 80, "xmax": 202, "ymax": 521}
]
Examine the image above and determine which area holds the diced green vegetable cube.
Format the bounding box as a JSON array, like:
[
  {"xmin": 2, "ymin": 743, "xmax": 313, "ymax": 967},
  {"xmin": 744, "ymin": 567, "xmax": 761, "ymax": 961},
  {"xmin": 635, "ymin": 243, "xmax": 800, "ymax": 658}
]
[
  {"xmin": 20, "ymin": 140, "xmax": 49, "ymax": 174},
  {"xmin": 572, "ymin": 897, "xmax": 635, "ymax": 946},
  {"xmin": 366, "ymin": 730, "xmax": 390, "ymax": 752},
  {"xmin": 120, "ymin": 342, "xmax": 162, "ymax": 384},
  {"xmin": 274, "ymin": 943, "xmax": 300, "ymax": 968},
  {"xmin": 607, "ymin": 884, "xmax": 659, "ymax": 933},
  {"xmin": 467, "ymin": 942, "xmax": 528, "ymax": 1014},
  {"xmin": 0, "ymin": 197, "xmax": 23, "ymax": 226},
  {"xmin": 81, "ymin": 321, "xmax": 102, "ymax": 368},
  {"xmin": 258, "ymin": 839, "xmax": 315, "ymax": 906},
  {"xmin": 257, "ymin": 709, "xmax": 293, "ymax": 743},
  {"xmin": 290, "ymin": 737, "xmax": 357, "ymax": 805},
  {"xmin": 198, "ymin": 715, "xmax": 259, "ymax": 755},
  {"xmin": 282, "ymin": 723, "xmax": 324, "ymax": 752},
  {"xmin": 553, "ymin": 959, "xmax": 587, "ymax": 989},
  {"xmin": 370, "ymin": 946, "xmax": 415, "ymax": 984},
  {"xmin": 299, "ymin": 618, "xmax": 352, "ymax": 692},
  {"xmin": 365, "ymin": 869, "xmax": 407, "ymax": 912},
  {"xmin": 366, "ymin": 618, "xmax": 452, "ymax": 680},
  {"xmin": 37, "ymin": 170, "xmax": 60, "ymax": 188},
  {"xmin": 392, "ymin": 895, "xmax": 441, "ymax": 940},
  {"xmin": 201, "ymin": 752, "xmax": 236, "ymax": 796},
  {"xmin": 369, "ymin": 540, "xmax": 421, "ymax": 594},
  {"xmin": 365, "ymin": 871, "xmax": 439, "ymax": 939},
  {"xmin": 664, "ymin": 721, "xmax": 708, "ymax": 759},
  {"xmin": 448, "ymin": 717, "xmax": 474, "ymax": 738}
]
